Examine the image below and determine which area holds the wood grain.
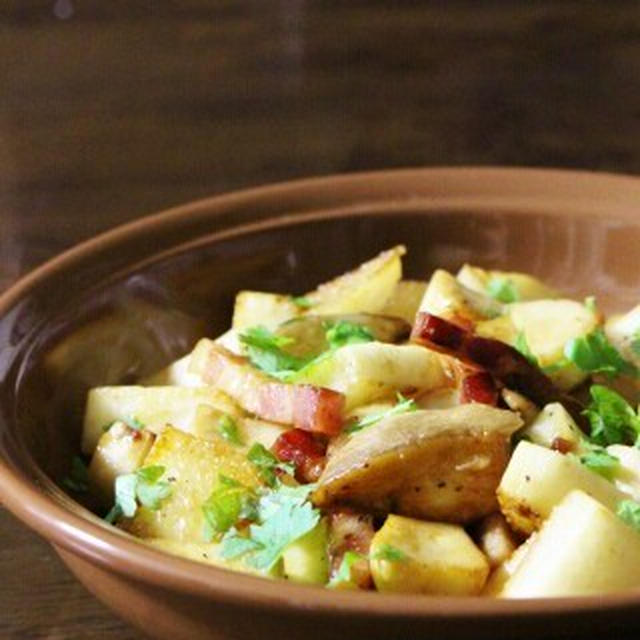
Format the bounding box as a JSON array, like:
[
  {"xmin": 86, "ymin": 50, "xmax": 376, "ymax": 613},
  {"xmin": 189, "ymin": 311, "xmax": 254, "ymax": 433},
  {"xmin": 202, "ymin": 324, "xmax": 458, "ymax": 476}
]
[{"xmin": 1, "ymin": 1, "xmax": 640, "ymax": 637}]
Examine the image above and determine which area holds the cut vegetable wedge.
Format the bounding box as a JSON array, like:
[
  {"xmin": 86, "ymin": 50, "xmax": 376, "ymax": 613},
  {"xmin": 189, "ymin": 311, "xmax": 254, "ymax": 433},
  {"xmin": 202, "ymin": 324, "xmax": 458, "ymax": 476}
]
[
  {"xmin": 313, "ymin": 405, "xmax": 522, "ymax": 523},
  {"xmin": 292, "ymin": 342, "xmax": 447, "ymax": 411},
  {"xmin": 304, "ymin": 246, "xmax": 405, "ymax": 315}
]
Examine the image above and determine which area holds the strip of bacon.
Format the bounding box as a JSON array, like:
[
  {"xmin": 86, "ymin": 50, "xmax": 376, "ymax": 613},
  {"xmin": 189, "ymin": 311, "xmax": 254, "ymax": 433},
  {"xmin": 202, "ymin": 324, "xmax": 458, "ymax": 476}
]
[
  {"xmin": 461, "ymin": 371, "xmax": 499, "ymax": 406},
  {"xmin": 412, "ymin": 312, "xmax": 586, "ymax": 427},
  {"xmin": 189, "ymin": 340, "xmax": 345, "ymax": 435},
  {"xmin": 272, "ymin": 428, "xmax": 327, "ymax": 483}
]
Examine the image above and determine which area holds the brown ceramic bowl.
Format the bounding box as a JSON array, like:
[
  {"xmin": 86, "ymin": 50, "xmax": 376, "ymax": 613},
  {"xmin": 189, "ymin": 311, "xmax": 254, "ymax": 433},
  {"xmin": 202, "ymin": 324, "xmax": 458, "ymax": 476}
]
[{"xmin": 3, "ymin": 168, "xmax": 640, "ymax": 640}]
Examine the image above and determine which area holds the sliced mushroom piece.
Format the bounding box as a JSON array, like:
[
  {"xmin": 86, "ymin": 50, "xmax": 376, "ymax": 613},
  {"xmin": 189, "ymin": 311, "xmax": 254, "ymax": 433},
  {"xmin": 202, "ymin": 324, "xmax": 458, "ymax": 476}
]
[{"xmin": 312, "ymin": 405, "xmax": 522, "ymax": 524}]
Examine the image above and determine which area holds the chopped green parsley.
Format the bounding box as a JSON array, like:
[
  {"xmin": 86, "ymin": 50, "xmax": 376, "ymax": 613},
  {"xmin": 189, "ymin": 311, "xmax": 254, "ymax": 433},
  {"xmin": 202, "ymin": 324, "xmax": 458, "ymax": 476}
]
[
  {"xmin": 217, "ymin": 414, "xmax": 243, "ymax": 446},
  {"xmin": 564, "ymin": 328, "xmax": 638, "ymax": 379},
  {"xmin": 486, "ymin": 277, "xmax": 519, "ymax": 304},
  {"xmin": 105, "ymin": 465, "xmax": 172, "ymax": 523},
  {"xmin": 347, "ymin": 392, "xmax": 419, "ymax": 433},
  {"xmin": 583, "ymin": 384, "xmax": 640, "ymax": 447}
]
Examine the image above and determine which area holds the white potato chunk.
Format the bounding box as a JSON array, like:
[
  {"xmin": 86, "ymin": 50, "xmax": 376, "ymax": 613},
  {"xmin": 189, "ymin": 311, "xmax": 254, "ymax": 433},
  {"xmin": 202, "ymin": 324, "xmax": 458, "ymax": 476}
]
[
  {"xmin": 82, "ymin": 385, "xmax": 242, "ymax": 455},
  {"xmin": 508, "ymin": 299, "xmax": 599, "ymax": 390},
  {"xmin": 474, "ymin": 512, "xmax": 518, "ymax": 569},
  {"xmin": 605, "ymin": 305, "xmax": 640, "ymax": 368},
  {"xmin": 500, "ymin": 490, "xmax": 640, "ymax": 597},
  {"xmin": 88, "ymin": 421, "xmax": 155, "ymax": 508},
  {"xmin": 456, "ymin": 264, "xmax": 559, "ymax": 301},
  {"xmin": 305, "ymin": 246, "xmax": 405, "ymax": 315},
  {"xmin": 232, "ymin": 291, "xmax": 299, "ymax": 331},
  {"xmin": 519, "ymin": 402, "xmax": 587, "ymax": 454},
  {"xmin": 607, "ymin": 444, "xmax": 640, "ymax": 502},
  {"xmin": 141, "ymin": 354, "xmax": 203, "ymax": 387},
  {"xmin": 418, "ymin": 269, "xmax": 501, "ymax": 324},
  {"xmin": 370, "ymin": 515, "xmax": 489, "ymax": 595},
  {"xmin": 292, "ymin": 342, "xmax": 448, "ymax": 410},
  {"xmin": 497, "ymin": 441, "xmax": 628, "ymax": 534},
  {"xmin": 380, "ymin": 280, "xmax": 428, "ymax": 324}
]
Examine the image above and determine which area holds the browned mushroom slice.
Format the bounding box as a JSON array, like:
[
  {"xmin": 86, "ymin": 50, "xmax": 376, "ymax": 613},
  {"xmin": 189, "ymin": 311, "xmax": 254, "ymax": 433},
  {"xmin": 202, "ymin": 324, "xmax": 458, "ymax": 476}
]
[{"xmin": 312, "ymin": 405, "xmax": 522, "ymax": 524}]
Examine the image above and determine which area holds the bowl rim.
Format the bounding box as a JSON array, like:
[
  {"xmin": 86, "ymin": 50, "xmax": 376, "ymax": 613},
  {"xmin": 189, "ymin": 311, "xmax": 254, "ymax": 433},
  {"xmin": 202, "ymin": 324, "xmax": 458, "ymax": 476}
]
[{"xmin": 3, "ymin": 165, "xmax": 640, "ymax": 620}]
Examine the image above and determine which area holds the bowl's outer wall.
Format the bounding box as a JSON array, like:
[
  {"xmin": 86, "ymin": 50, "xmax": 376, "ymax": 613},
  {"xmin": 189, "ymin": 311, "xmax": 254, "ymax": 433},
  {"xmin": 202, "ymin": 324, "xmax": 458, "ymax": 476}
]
[{"xmin": 3, "ymin": 169, "xmax": 640, "ymax": 639}]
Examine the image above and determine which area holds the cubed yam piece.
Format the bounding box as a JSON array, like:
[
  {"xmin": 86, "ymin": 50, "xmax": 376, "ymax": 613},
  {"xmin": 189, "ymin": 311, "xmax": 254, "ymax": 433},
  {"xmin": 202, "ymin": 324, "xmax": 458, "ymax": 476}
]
[
  {"xmin": 520, "ymin": 402, "xmax": 587, "ymax": 454},
  {"xmin": 82, "ymin": 385, "xmax": 241, "ymax": 455},
  {"xmin": 508, "ymin": 299, "xmax": 599, "ymax": 390},
  {"xmin": 608, "ymin": 444, "xmax": 640, "ymax": 502},
  {"xmin": 497, "ymin": 441, "xmax": 628, "ymax": 535},
  {"xmin": 315, "ymin": 405, "xmax": 522, "ymax": 524},
  {"xmin": 232, "ymin": 291, "xmax": 299, "ymax": 331},
  {"xmin": 304, "ymin": 246, "xmax": 405, "ymax": 315},
  {"xmin": 380, "ymin": 280, "xmax": 428, "ymax": 324},
  {"xmin": 282, "ymin": 519, "xmax": 330, "ymax": 585},
  {"xmin": 456, "ymin": 265, "xmax": 559, "ymax": 301},
  {"xmin": 144, "ymin": 538, "xmax": 278, "ymax": 578},
  {"xmin": 192, "ymin": 404, "xmax": 287, "ymax": 450},
  {"xmin": 418, "ymin": 269, "xmax": 502, "ymax": 325},
  {"xmin": 370, "ymin": 515, "xmax": 489, "ymax": 595},
  {"xmin": 88, "ymin": 421, "xmax": 155, "ymax": 508},
  {"xmin": 292, "ymin": 342, "xmax": 447, "ymax": 411},
  {"xmin": 500, "ymin": 490, "xmax": 640, "ymax": 597},
  {"xmin": 122, "ymin": 426, "xmax": 261, "ymax": 541},
  {"xmin": 475, "ymin": 512, "xmax": 518, "ymax": 569}
]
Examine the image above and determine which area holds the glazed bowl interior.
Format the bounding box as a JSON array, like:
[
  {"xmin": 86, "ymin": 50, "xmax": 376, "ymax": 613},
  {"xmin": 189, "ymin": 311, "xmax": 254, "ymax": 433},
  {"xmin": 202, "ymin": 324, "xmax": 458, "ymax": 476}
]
[{"xmin": 3, "ymin": 168, "xmax": 640, "ymax": 639}]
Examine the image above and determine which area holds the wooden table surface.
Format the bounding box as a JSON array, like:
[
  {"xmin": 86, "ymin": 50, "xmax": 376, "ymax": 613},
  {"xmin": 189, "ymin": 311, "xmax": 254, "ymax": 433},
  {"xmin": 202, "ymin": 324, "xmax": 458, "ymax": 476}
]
[{"xmin": 2, "ymin": 2, "xmax": 640, "ymax": 638}]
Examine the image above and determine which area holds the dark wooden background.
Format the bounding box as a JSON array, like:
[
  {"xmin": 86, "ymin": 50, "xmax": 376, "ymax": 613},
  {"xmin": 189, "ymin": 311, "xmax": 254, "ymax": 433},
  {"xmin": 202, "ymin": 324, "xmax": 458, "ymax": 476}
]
[{"xmin": 1, "ymin": 1, "xmax": 640, "ymax": 638}]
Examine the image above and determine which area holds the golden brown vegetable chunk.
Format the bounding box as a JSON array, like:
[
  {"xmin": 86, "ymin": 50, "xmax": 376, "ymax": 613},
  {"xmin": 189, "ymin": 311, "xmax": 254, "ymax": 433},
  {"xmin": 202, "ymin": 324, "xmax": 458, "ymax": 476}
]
[
  {"xmin": 123, "ymin": 426, "xmax": 261, "ymax": 541},
  {"xmin": 313, "ymin": 405, "xmax": 522, "ymax": 523}
]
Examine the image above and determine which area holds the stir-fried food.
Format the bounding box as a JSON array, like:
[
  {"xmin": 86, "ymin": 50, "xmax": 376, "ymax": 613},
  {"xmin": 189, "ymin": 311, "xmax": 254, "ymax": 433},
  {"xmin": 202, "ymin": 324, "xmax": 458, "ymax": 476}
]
[{"xmin": 71, "ymin": 246, "xmax": 640, "ymax": 597}]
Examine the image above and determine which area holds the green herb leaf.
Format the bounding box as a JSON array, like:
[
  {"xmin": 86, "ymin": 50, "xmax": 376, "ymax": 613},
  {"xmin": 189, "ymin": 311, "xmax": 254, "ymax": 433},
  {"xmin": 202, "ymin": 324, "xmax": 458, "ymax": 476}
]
[
  {"xmin": 324, "ymin": 321, "xmax": 374, "ymax": 349},
  {"xmin": 218, "ymin": 414, "xmax": 243, "ymax": 446},
  {"xmin": 240, "ymin": 326, "xmax": 308, "ymax": 377},
  {"xmin": 617, "ymin": 500, "xmax": 640, "ymax": 533},
  {"xmin": 583, "ymin": 384, "xmax": 640, "ymax": 446},
  {"xmin": 564, "ymin": 328, "xmax": 638, "ymax": 379},
  {"xmin": 219, "ymin": 528, "xmax": 262, "ymax": 559},
  {"xmin": 106, "ymin": 465, "xmax": 172, "ymax": 523},
  {"xmin": 113, "ymin": 473, "xmax": 139, "ymax": 518},
  {"xmin": 348, "ymin": 392, "xmax": 419, "ymax": 433},
  {"xmin": 514, "ymin": 331, "xmax": 539, "ymax": 367},
  {"xmin": 579, "ymin": 447, "xmax": 619, "ymax": 480},
  {"xmin": 291, "ymin": 296, "xmax": 313, "ymax": 309},
  {"xmin": 202, "ymin": 475, "xmax": 256, "ymax": 540},
  {"xmin": 486, "ymin": 277, "xmax": 519, "ymax": 304},
  {"xmin": 247, "ymin": 443, "xmax": 294, "ymax": 487},
  {"xmin": 62, "ymin": 456, "xmax": 89, "ymax": 493},
  {"xmin": 371, "ymin": 544, "xmax": 408, "ymax": 563},
  {"xmin": 328, "ymin": 550, "xmax": 367, "ymax": 588},
  {"xmin": 220, "ymin": 484, "xmax": 320, "ymax": 571}
]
